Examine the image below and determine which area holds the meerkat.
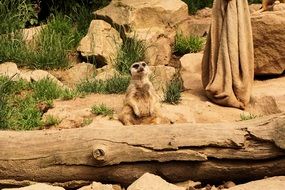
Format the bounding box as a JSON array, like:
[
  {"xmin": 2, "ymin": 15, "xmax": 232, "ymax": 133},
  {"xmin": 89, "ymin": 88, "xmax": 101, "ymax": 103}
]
[
  {"xmin": 255, "ymin": 0, "xmax": 284, "ymax": 13},
  {"xmin": 118, "ymin": 61, "xmax": 161, "ymax": 125}
]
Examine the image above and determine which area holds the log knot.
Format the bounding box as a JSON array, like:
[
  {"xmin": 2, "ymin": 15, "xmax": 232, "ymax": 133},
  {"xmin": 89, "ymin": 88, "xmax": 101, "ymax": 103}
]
[{"xmin": 93, "ymin": 147, "xmax": 106, "ymax": 161}]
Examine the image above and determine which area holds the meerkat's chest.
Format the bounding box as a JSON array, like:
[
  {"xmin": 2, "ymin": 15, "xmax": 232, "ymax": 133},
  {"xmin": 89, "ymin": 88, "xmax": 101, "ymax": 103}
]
[{"xmin": 134, "ymin": 85, "xmax": 153, "ymax": 115}]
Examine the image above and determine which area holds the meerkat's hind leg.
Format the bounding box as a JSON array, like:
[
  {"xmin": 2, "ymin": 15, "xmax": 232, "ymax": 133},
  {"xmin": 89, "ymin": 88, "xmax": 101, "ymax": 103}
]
[{"xmin": 118, "ymin": 106, "xmax": 137, "ymax": 126}]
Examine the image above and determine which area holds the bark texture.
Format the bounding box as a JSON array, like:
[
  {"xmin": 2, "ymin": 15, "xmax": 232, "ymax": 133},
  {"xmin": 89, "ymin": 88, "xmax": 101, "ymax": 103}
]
[{"xmin": 0, "ymin": 113, "xmax": 284, "ymax": 186}]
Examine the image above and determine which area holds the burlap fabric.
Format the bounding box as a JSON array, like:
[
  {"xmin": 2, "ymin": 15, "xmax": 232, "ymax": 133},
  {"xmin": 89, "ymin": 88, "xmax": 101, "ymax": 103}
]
[{"xmin": 202, "ymin": 0, "xmax": 254, "ymax": 109}]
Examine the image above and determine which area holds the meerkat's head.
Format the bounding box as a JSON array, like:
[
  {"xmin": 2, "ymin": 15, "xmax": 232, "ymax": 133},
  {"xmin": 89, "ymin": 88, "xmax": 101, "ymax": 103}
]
[{"xmin": 130, "ymin": 61, "xmax": 150, "ymax": 79}]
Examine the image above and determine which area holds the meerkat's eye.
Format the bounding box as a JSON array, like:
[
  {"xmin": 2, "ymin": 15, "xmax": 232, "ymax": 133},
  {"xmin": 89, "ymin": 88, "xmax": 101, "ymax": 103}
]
[
  {"xmin": 132, "ymin": 64, "xmax": 139, "ymax": 69},
  {"xmin": 142, "ymin": 62, "xmax": 146, "ymax": 67}
]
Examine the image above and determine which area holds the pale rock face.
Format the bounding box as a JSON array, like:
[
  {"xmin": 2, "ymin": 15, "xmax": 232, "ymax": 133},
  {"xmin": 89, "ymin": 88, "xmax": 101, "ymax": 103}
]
[
  {"xmin": 227, "ymin": 176, "xmax": 285, "ymax": 190},
  {"xmin": 0, "ymin": 62, "xmax": 20, "ymax": 79},
  {"xmin": 127, "ymin": 173, "xmax": 186, "ymax": 190},
  {"xmin": 149, "ymin": 65, "xmax": 176, "ymax": 98},
  {"xmin": 176, "ymin": 18, "xmax": 210, "ymax": 37},
  {"xmin": 251, "ymin": 10, "xmax": 285, "ymax": 75},
  {"xmin": 95, "ymin": 0, "xmax": 188, "ymax": 66},
  {"xmin": 77, "ymin": 20, "xmax": 123, "ymax": 67},
  {"xmin": 95, "ymin": 68, "xmax": 119, "ymax": 81},
  {"xmin": 179, "ymin": 53, "xmax": 203, "ymax": 91},
  {"xmin": 95, "ymin": 0, "xmax": 188, "ymax": 30},
  {"xmin": 61, "ymin": 62, "xmax": 96, "ymax": 87},
  {"xmin": 248, "ymin": 76, "xmax": 285, "ymax": 114},
  {"xmin": 28, "ymin": 70, "xmax": 65, "ymax": 87},
  {"xmin": 176, "ymin": 7, "xmax": 212, "ymax": 38},
  {"xmin": 21, "ymin": 25, "xmax": 44, "ymax": 46}
]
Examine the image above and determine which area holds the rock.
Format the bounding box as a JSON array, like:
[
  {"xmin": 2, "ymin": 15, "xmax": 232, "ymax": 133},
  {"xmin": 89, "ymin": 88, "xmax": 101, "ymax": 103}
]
[
  {"xmin": 223, "ymin": 181, "xmax": 236, "ymax": 188},
  {"xmin": 0, "ymin": 62, "xmax": 20, "ymax": 79},
  {"xmin": 179, "ymin": 53, "xmax": 203, "ymax": 90},
  {"xmin": 127, "ymin": 173, "xmax": 185, "ymax": 190},
  {"xmin": 176, "ymin": 18, "xmax": 211, "ymax": 37},
  {"xmin": 44, "ymin": 94, "xmax": 124, "ymax": 129},
  {"xmin": 248, "ymin": 77, "xmax": 285, "ymax": 114},
  {"xmin": 161, "ymin": 103, "xmax": 196, "ymax": 124},
  {"xmin": 175, "ymin": 8, "xmax": 212, "ymax": 38},
  {"xmin": 77, "ymin": 20, "xmax": 122, "ymax": 67},
  {"xmin": 95, "ymin": 0, "xmax": 188, "ymax": 32},
  {"xmin": 61, "ymin": 62, "xmax": 96, "ymax": 87},
  {"xmin": 175, "ymin": 180, "xmax": 201, "ymax": 189},
  {"xmin": 28, "ymin": 70, "xmax": 65, "ymax": 87},
  {"xmin": 195, "ymin": 7, "xmax": 212, "ymax": 18},
  {"xmin": 21, "ymin": 25, "xmax": 44, "ymax": 46},
  {"xmin": 2, "ymin": 183, "xmax": 65, "ymax": 190},
  {"xmin": 145, "ymin": 35, "xmax": 172, "ymax": 66},
  {"xmin": 227, "ymin": 176, "xmax": 285, "ymax": 190},
  {"xmin": 95, "ymin": 68, "xmax": 119, "ymax": 81},
  {"xmin": 273, "ymin": 2, "xmax": 285, "ymax": 11},
  {"xmin": 149, "ymin": 65, "xmax": 176, "ymax": 97},
  {"xmin": 78, "ymin": 182, "xmax": 120, "ymax": 190},
  {"xmin": 249, "ymin": 4, "xmax": 262, "ymax": 14},
  {"xmin": 251, "ymin": 10, "xmax": 285, "ymax": 75},
  {"xmin": 95, "ymin": 0, "xmax": 188, "ymax": 66}
]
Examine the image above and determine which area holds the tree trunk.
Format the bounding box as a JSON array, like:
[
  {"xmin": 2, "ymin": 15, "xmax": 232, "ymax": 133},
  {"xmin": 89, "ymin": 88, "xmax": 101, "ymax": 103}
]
[{"xmin": 0, "ymin": 113, "xmax": 285, "ymax": 187}]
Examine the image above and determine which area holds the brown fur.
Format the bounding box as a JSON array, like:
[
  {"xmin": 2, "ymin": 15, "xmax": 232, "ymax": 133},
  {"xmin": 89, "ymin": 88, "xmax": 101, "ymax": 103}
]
[{"xmin": 118, "ymin": 62, "xmax": 162, "ymax": 125}]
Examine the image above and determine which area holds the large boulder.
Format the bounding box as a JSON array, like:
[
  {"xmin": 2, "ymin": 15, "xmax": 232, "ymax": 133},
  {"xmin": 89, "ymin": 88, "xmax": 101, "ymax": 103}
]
[
  {"xmin": 227, "ymin": 176, "xmax": 285, "ymax": 190},
  {"xmin": 179, "ymin": 53, "xmax": 203, "ymax": 90},
  {"xmin": 251, "ymin": 10, "xmax": 285, "ymax": 75},
  {"xmin": 248, "ymin": 76, "xmax": 285, "ymax": 115},
  {"xmin": 95, "ymin": 0, "xmax": 188, "ymax": 32},
  {"xmin": 149, "ymin": 65, "xmax": 176, "ymax": 97},
  {"xmin": 95, "ymin": 0, "xmax": 188, "ymax": 66},
  {"xmin": 0, "ymin": 62, "xmax": 20, "ymax": 79},
  {"xmin": 127, "ymin": 173, "xmax": 185, "ymax": 190},
  {"xmin": 21, "ymin": 25, "xmax": 44, "ymax": 46},
  {"xmin": 77, "ymin": 20, "xmax": 123, "ymax": 67},
  {"xmin": 176, "ymin": 8, "xmax": 211, "ymax": 37},
  {"xmin": 60, "ymin": 62, "xmax": 96, "ymax": 87},
  {"xmin": 25, "ymin": 70, "xmax": 65, "ymax": 87}
]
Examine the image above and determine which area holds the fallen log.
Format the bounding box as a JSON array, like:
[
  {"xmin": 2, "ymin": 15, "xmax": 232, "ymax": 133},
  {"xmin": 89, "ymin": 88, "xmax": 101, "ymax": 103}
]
[{"xmin": 0, "ymin": 113, "xmax": 284, "ymax": 187}]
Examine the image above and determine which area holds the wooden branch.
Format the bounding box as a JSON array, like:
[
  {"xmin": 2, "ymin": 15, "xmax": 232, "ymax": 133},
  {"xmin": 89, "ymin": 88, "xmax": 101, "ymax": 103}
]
[{"xmin": 0, "ymin": 113, "xmax": 284, "ymax": 187}]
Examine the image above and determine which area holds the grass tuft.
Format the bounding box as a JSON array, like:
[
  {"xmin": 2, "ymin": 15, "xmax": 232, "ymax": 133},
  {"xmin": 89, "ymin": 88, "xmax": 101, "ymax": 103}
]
[
  {"xmin": 174, "ymin": 33, "xmax": 204, "ymax": 55},
  {"xmin": 0, "ymin": 0, "xmax": 38, "ymax": 34},
  {"xmin": 31, "ymin": 78, "xmax": 63, "ymax": 101},
  {"xmin": 77, "ymin": 75, "xmax": 130, "ymax": 94},
  {"xmin": 164, "ymin": 76, "xmax": 183, "ymax": 105},
  {"xmin": 43, "ymin": 115, "xmax": 61, "ymax": 127},
  {"xmin": 0, "ymin": 76, "xmax": 79, "ymax": 130},
  {"xmin": 91, "ymin": 104, "xmax": 114, "ymax": 118},
  {"xmin": 115, "ymin": 37, "xmax": 146, "ymax": 74},
  {"xmin": 240, "ymin": 113, "xmax": 258, "ymax": 121},
  {"xmin": 82, "ymin": 117, "xmax": 93, "ymax": 127}
]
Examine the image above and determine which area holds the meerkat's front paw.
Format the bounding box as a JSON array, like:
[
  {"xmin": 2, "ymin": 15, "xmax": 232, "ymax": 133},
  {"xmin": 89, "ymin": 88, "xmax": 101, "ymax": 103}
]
[
  {"xmin": 133, "ymin": 107, "xmax": 141, "ymax": 117},
  {"xmin": 149, "ymin": 106, "xmax": 155, "ymax": 115}
]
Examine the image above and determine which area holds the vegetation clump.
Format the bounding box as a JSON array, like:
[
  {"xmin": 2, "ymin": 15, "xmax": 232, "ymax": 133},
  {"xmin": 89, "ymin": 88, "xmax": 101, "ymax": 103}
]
[
  {"xmin": 0, "ymin": 76, "xmax": 75, "ymax": 130},
  {"xmin": 174, "ymin": 33, "xmax": 204, "ymax": 55},
  {"xmin": 0, "ymin": 0, "xmax": 109, "ymax": 70},
  {"xmin": 77, "ymin": 75, "xmax": 131, "ymax": 94},
  {"xmin": 240, "ymin": 113, "xmax": 259, "ymax": 121},
  {"xmin": 164, "ymin": 75, "xmax": 183, "ymax": 105},
  {"xmin": 91, "ymin": 104, "xmax": 114, "ymax": 118},
  {"xmin": 115, "ymin": 37, "xmax": 146, "ymax": 74}
]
